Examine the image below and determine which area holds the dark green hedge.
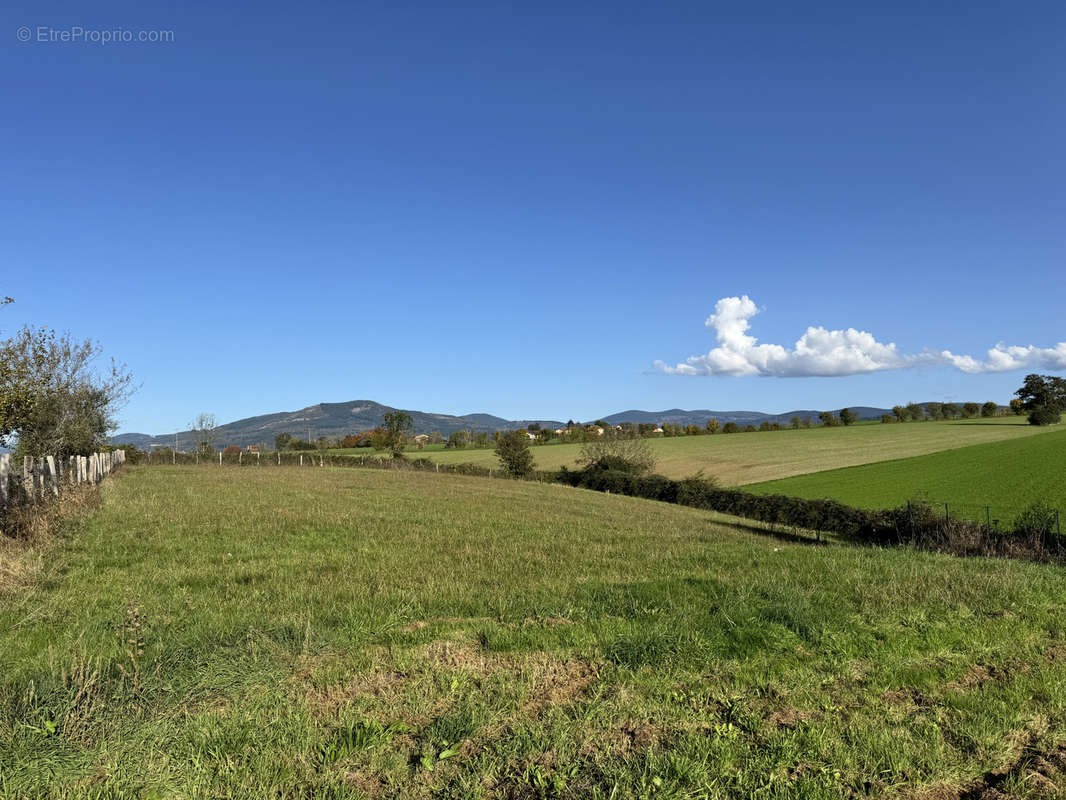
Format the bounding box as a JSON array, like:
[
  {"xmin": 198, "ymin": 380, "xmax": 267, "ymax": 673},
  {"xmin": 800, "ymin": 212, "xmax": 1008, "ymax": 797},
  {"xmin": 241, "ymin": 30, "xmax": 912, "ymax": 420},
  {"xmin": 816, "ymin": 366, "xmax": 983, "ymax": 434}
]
[{"xmin": 554, "ymin": 463, "xmax": 1064, "ymax": 561}]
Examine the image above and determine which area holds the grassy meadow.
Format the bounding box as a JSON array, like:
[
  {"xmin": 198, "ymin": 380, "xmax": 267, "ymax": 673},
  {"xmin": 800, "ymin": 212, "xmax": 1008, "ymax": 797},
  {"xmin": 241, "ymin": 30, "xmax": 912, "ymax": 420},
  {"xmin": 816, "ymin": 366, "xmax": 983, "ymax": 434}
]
[
  {"xmin": 340, "ymin": 416, "xmax": 1060, "ymax": 486},
  {"xmin": 748, "ymin": 425, "xmax": 1066, "ymax": 522},
  {"xmin": 3, "ymin": 465, "xmax": 1066, "ymax": 798}
]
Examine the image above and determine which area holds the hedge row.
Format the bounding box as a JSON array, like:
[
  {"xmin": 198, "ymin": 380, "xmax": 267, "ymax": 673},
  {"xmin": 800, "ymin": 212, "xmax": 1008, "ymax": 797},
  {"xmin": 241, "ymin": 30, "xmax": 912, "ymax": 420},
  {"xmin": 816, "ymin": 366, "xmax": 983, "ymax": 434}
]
[{"xmin": 555, "ymin": 463, "xmax": 1065, "ymax": 562}]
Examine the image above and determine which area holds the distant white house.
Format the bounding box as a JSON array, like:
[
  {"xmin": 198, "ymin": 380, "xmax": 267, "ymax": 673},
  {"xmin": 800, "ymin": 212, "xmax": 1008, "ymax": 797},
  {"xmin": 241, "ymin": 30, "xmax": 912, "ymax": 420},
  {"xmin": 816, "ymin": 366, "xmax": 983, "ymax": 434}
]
[{"xmin": 526, "ymin": 431, "xmax": 538, "ymax": 440}]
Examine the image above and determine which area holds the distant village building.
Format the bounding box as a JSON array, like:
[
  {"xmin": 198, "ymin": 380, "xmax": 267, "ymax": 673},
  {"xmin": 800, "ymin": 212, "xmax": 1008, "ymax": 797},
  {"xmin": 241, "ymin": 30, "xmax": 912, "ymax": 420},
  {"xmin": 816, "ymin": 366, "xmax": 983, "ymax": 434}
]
[{"xmin": 246, "ymin": 445, "xmax": 260, "ymax": 454}]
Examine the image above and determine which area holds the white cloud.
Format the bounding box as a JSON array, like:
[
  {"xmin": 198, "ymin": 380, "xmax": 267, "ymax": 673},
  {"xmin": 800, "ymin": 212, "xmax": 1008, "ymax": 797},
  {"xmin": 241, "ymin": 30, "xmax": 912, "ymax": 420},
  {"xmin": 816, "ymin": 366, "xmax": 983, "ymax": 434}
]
[
  {"xmin": 654, "ymin": 296, "xmax": 1066, "ymax": 378},
  {"xmin": 937, "ymin": 343, "xmax": 1066, "ymax": 374}
]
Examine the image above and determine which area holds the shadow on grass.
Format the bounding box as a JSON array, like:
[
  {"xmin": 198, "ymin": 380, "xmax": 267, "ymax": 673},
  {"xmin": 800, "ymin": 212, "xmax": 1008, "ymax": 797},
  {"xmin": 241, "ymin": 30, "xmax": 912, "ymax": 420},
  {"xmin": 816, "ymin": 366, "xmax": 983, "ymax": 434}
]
[{"xmin": 703, "ymin": 515, "xmax": 831, "ymax": 547}]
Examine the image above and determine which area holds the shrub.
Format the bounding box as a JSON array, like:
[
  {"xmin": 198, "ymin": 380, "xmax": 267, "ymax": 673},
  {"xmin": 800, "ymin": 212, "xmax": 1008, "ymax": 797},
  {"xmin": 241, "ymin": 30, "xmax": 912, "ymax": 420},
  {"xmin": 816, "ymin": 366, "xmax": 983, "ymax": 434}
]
[
  {"xmin": 1028, "ymin": 407, "xmax": 1061, "ymax": 426},
  {"xmin": 578, "ymin": 434, "xmax": 655, "ymax": 475},
  {"xmin": 1013, "ymin": 503, "xmax": 1058, "ymax": 538},
  {"xmin": 494, "ymin": 430, "xmax": 534, "ymax": 478}
]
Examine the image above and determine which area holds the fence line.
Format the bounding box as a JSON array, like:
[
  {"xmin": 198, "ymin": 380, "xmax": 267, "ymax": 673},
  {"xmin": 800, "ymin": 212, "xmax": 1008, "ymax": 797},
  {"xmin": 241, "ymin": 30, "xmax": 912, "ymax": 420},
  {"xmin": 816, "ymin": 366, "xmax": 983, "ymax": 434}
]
[{"xmin": 0, "ymin": 449, "xmax": 126, "ymax": 509}]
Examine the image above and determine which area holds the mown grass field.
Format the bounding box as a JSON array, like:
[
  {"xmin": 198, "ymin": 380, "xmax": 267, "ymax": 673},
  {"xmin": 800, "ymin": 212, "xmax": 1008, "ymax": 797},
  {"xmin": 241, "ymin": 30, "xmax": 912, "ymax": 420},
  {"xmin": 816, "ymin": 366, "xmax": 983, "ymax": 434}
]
[
  {"xmin": 3, "ymin": 465, "xmax": 1066, "ymax": 798},
  {"xmin": 747, "ymin": 425, "xmax": 1066, "ymax": 522},
  {"xmin": 339, "ymin": 417, "xmax": 1059, "ymax": 486}
]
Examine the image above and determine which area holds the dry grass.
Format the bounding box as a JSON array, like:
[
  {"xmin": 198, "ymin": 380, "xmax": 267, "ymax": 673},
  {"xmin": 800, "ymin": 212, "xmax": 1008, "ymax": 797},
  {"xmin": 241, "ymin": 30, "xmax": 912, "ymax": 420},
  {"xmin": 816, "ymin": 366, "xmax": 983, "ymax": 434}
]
[{"xmin": 0, "ymin": 480, "xmax": 107, "ymax": 595}]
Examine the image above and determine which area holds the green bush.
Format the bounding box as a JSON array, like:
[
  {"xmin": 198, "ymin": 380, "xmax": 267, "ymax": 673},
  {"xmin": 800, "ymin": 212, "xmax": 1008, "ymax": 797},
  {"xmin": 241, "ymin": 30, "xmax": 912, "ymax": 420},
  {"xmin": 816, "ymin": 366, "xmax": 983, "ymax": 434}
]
[{"xmin": 1028, "ymin": 407, "xmax": 1061, "ymax": 426}]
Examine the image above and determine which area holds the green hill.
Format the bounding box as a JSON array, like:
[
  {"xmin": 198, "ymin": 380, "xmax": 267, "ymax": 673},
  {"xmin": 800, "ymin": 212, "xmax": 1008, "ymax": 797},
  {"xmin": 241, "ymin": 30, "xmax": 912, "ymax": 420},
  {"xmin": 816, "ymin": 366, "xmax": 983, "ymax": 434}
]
[{"xmin": 747, "ymin": 425, "xmax": 1066, "ymax": 521}]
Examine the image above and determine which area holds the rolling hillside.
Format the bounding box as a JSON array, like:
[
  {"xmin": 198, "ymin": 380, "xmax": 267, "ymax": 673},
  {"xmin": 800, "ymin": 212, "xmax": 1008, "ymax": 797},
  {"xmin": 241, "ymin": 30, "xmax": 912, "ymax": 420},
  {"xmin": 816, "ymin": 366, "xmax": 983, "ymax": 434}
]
[
  {"xmin": 118, "ymin": 399, "xmax": 987, "ymax": 452},
  {"xmin": 747, "ymin": 424, "xmax": 1066, "ymax": 519},
  {"xmin": 375, "ymin": 416, "xmax": 1055, "ymax": 485}
]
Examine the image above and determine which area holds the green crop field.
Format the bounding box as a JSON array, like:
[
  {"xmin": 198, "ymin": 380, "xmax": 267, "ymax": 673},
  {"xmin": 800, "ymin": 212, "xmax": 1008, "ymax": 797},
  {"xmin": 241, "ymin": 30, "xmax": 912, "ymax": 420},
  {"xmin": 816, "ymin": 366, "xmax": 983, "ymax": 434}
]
[
  {"xmin": 338, "ymin": 417, "xmax": 1059, "ymax": 486},
  {"xmin": 3, "ymin": 465, "xmax": 1066, "ymax": 798},
  {"xmin": 747, "ymin": 425, "xmax": 1066, "ymax": 522}
]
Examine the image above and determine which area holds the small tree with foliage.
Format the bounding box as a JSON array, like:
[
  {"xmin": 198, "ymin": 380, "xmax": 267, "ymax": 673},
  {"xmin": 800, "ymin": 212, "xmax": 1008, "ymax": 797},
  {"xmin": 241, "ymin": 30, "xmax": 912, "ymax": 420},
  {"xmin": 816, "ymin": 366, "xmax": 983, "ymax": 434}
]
[
  {"xmin": 838, "ymin": 408, "xmax": 857, "ymax": 426},
  {"xmin": 1015, "ymin": 374, "xmax": 1066, "ymax": 426},
  {"xmin": 962, "ymin": 402, "xmax": 980, "ymax": 419},
  {"xmin": 381, "ymin": 411, "xmax": 413, "ymax": 457},
  {"xmin": 982, "ymin": 401, "xmax": 999, "ymax": 418},
  {"xmin": 818, "ymin": 411, "xmax": 838, "ymax": 427},
  {"xmin": 495, "ymin": 429, "xmax": 534, "ymax": 478}
]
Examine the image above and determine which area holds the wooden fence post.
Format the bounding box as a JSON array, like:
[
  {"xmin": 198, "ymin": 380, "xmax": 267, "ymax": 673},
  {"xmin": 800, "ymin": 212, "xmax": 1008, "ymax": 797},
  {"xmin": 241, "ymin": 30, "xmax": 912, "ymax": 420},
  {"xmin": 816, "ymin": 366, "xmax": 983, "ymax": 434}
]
[{"xmin": 46, "ymin": 456, "xmax": 58, "ymax": 497}]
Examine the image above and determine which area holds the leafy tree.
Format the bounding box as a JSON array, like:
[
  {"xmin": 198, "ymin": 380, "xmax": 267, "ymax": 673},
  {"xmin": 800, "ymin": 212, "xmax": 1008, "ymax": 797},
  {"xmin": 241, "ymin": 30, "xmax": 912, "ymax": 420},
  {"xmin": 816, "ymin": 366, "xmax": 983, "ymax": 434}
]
[
  {"xmin": 892, "ymin": 405, "xmax": 909, "ymax": 422},
  {"xmin": 962, "ymin": 402, "xmax": 980, "ymax": 419},
  {"xmin": 981, "ymin": 402, "xmax": 999, "ymax": 418},
  {"xmin": 881, "ymin": 414, "xmax": 893, "ymax": 424},
  {"xmin": 275, "ymin": 432, "xmax": 293, "ymax": 450},
  {"xmin": 722, "ymin": 422, "xmax": 739, "ymax": 434},
  {"xmin": 2, "ymin": 315, "xmax": 134, "ymax": 457},
  {"xmin": 446, "ymin": 430, "xmax": 468, "ymax": 449},
  {"xmin": 905, "ymin": 402, "xmax": 925, "ymax": 421},
  {"xmin": 941, "ymin": 403, "xmax": 959, "ymax": 419},
  {"xmin": 838, "ymin": 408, "xmax": 857, "ymax": 426},
  {"xmin": 495, "ymin": 429, "xmax": 534, "ymax": 478},
  {"xmin": 1009, "ymin": 398, "xmax": 1024, "ymax": 415},
  {"xmin": 381, "ymin": 411, "xmax": 413, "ymax": 457},
  {"xmin": 1015, "ymin": 374, "xmax": 1066, "ymax": 426},
  {"xmin": 818, "ymin": 411, "xmax": 838, "ymax": 427},
  {"xmin": 925, "ymin": 402, "xmax": 943, "ymax": 421},
  {"xmin": 789, "ymin": 416, "xmax": 801, "ymax": 429}
]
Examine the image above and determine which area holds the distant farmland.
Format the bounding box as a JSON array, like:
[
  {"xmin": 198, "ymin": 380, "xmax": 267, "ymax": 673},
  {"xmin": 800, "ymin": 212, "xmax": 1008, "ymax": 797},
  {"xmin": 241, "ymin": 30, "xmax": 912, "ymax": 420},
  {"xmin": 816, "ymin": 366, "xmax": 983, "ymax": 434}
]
[
  {"xmin": 747, "ymin": 425, "xmax": 1066, "ymax": 521},
  {"xmin": 339, "ymin": 417, "xmax": 1061, "ymax": 485}
]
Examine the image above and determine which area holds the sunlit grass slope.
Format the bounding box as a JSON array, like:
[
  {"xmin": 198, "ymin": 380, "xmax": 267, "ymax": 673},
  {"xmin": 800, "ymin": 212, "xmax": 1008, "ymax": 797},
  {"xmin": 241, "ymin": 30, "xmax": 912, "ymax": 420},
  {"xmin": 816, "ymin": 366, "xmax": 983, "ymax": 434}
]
[
  {"xmin": 2, "ymin": 465, "xmax": 1066, "ymax": 798},
  {"xmin": 346, "ymin": 416, "xmax": 1058, "ymax": 485},
  {"xmin": 748, "ymin": 425, "xmax": 1066, "ymax": 521}
]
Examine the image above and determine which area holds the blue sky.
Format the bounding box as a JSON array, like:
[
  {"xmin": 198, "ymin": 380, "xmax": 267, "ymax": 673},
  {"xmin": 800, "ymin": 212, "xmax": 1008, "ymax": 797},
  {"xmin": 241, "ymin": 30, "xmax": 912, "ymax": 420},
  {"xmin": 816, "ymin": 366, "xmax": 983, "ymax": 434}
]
[{"xmin": 3, "ymin": 1, "xmax": 1064, "ymax": 433}]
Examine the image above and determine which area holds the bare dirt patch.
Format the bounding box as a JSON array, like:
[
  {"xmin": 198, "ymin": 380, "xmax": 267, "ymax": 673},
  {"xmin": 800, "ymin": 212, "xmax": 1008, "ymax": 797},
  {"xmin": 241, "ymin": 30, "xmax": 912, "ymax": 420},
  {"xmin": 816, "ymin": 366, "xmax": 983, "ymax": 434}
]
[
  {"xmin": 523, "ymin": 658, "xmax": 598, "ymax": 715},
  {"xmin": 767, "ymin": 707, "xmax": 820, "ymax": 730},
  {"xmin": 909, "ymin": 738, "xmax": 1066, "ymax": 800}
]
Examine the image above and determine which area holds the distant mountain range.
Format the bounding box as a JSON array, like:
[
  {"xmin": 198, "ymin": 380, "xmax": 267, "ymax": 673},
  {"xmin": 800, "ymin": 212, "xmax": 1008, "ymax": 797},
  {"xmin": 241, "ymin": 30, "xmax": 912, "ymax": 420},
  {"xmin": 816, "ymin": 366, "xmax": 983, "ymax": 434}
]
[{"xmin": 112, "ymin": 400, "xmax": 893, "ymax": 450}]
